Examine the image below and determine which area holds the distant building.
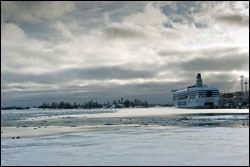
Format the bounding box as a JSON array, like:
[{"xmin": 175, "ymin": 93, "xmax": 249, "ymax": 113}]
[{"xmin": 219, "ymin": 92, "xmax": 249, "ymax": 108}]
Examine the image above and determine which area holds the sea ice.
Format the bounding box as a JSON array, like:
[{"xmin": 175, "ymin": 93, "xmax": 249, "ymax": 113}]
[{"xmin": 1, "ymin": 127, "xmax": 249, "ymax": 166}]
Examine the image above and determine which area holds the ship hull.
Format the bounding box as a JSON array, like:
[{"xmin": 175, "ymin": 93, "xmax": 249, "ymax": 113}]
[{"xmin": 174, "ymin": 97, "xmax": 219, "ymax": 108}]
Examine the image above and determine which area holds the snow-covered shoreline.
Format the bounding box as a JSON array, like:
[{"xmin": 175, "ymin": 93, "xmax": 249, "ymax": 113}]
[
  {"xmin": 1, "ymin": 108, "xmax": 249, "ymax": 165},
  {"xmin": 1, "ymin": 127, "xmax": 249, "ymax": 166}
]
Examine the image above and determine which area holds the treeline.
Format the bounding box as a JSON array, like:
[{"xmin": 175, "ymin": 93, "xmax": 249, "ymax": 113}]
[
  {"xmin": 38, "ymin": 98, "xmax": 150, "ymax": 109},
  {"xmin": 1, "ymin": 106, "xmax": 30, "ymax": 110},
  {"xmin": 39, "ymin": 101, "xmax": 81, "ymax": 109}
]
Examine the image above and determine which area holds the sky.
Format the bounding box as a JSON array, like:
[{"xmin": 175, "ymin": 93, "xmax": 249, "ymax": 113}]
[{"xmin": 1, "ymin": 1, "xmax": 249, "ymax": 107}]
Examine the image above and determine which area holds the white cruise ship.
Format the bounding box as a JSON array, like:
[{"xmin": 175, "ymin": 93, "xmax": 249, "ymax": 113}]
[{"xmin": 171, "ymin": 73, "xmax": 219, "ymax": 108}]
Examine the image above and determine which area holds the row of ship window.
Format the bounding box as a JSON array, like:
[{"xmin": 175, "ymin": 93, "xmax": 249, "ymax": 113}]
[{"xmin": 173, "ymin": 91, "xmax": 219, "ymax": 100}]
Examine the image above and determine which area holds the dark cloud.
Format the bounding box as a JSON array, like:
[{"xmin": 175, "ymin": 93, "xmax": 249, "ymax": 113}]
[
  {"xmin": 167, "ymin": 53, "xmax": 248, "ymax": 72},
  {"xmin": 2, "ymin": 66, "xmax": 156, "ymax": 85},
  {"xmin": 214, "ymin": 14, "xmax": 249, "ymax": 27},
  {"xmin": 158, "ymin": 46, "xmax": 242, "ymax": 58},
  {"xmin": 104, "ymin": 25, "xmax": 148, "ymax": 39},
  {"xmin": 158, "ymin": 49, "xmax": 192, "ymax": 57},
  {"xmin": 158, "ymin": 46, "xmax": 249, "ymax": 73},
  {"xmin": 1, "ymin": 80, "xmax": 185, "ymax": 106},
  {"xmin": 2, "ymin": 74, "xmax": 246, "ymax": 107}
]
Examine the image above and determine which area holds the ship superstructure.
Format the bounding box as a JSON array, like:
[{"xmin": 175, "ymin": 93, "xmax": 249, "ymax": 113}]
[{"xmin": 171, "ymin": 73, "xmax": 219, "ymax": 108}]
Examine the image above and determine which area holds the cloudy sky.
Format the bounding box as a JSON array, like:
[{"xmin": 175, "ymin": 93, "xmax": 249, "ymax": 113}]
[{"xmin": 1, "ymin": 1, "xmax": 249, "ymax": 107}]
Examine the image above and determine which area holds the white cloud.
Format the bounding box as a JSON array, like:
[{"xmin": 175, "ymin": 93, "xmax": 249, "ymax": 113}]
[
  {"xmin": 1, "ymin": 23, "xmax": 65, "ymax": 74},
  {"xmin": 51, "ymin": 21, "xmax": 74, "ymax": 40},
  {"xmin": 123, "ymin": 2, "xmax": 169, "ymax": 26}
]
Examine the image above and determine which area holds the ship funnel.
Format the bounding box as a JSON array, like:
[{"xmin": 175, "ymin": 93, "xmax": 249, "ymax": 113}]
[{"xmin": 196, "ymin": 73, "xmax": 203, "ymax": 87}]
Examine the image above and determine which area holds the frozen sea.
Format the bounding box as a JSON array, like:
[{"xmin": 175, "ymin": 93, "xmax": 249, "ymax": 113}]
[{"xmin": 1, "ymin": 108, "xmax": 249, "ymax": 166}]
